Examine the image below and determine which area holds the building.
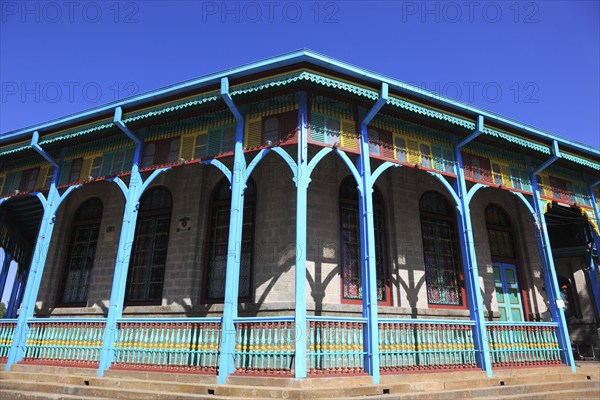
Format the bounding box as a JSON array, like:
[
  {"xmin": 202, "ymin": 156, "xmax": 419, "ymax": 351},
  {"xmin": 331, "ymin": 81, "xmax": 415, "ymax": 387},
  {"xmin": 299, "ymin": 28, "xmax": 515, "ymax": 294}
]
[{"xmin": 0, "ymin": 50, "xmax": 599, "ymax": 384}]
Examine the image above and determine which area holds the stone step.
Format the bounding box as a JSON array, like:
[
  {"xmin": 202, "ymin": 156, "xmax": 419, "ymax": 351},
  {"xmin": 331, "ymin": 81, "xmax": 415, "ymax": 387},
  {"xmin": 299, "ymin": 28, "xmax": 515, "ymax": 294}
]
[
  {"xmin": 475, "ymin": 387, "xmax": 600, "ymax": 399},
  {"xmin": 0, "ymin": 389, "xmax": 113, "ymax": 400},
  {"xmin": 0, "ymin": 379, "xmax": 264, "ymax": 400}
]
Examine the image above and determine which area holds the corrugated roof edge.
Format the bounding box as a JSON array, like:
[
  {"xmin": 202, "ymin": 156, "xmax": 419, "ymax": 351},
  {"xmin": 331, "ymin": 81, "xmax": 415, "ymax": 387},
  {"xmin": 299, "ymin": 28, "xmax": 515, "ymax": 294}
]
[{"xmin": 1, "ymin": 48, "xmax": 598, "ymax": 159}]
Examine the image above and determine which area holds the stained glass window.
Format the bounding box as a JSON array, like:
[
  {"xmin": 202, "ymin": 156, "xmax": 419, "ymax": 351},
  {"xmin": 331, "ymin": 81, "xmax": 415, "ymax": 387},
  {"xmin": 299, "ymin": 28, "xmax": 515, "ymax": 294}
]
[
  {"xmin": 59, "ymin": 198, "xmax": 103, "ymax": 305},
  {"xmin": 340, "ymin": 177, "xmax": 387, "ymax": 301},
  {"xmin": 419, "ymin": 191, "xmax": 462, "ymax": 306},
  {"xmin": 204, "ymin": 179, "xmax": 255, "ymax": 301},
  {"xmin": 125, "ymin": 187, "xmax": 172, "ymax": 303}
]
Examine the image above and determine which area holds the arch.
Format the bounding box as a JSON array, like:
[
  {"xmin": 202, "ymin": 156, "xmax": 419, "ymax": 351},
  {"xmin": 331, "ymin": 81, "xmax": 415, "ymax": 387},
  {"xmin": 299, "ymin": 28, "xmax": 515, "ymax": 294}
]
[
  {"xmin": 419, "ymin": 190, "xmax": 464, "ymax": 307},
  {"xmin": 245, "ymin": 147, "xmax": 297, "ymax": 182},
  {"xmin": 56, "ymin": 197, "xmax": 104, "ymax": 306},
  {"xmin": 307, "ymin": 147, "xmax": 360, "ymax": 187},
  {"xmin": 339, "ymin": 176, "xmax": 389, "ymax": 304},
  {"xmin": 370, "ymin": 161, "xmax": 400, "ymax": 187},
  {"xmin": 425, "ymin": 171, "xmax": 460, "ymax": 207},
  {"xmin": 124, "ymin": 186, "xmax": 173, "ymax": 304},
  {"xmin": 202, "ymin": 178, "xmax": 256, "ymax": 302}
]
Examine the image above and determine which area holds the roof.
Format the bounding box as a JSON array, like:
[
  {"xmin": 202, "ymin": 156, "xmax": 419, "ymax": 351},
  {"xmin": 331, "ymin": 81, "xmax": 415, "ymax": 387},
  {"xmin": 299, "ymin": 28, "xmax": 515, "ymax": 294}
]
[{"xmin": 1, "ymin": 49, "xmax": 598, "ymax": 160}]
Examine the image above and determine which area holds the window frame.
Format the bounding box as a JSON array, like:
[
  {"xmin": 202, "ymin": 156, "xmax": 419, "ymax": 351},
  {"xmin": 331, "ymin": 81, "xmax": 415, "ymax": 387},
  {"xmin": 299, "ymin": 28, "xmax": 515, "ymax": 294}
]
[
  {"xmin": 419, "ymin": 191, "xmax": 466, "ymax": 309},
  {"xmin": 485, "ymin": 204, "xmax": 531, "ymax": 321},
  {"xmin": 338, "ymin": 177, "xmax": 391, "ymax": 306},
  {"xmin": 201, "ymin": 179, "xmax": 256, "ymax": 304},
  {"xmin": 124, "ymin": 187, "xmax": 173, "ymax": 306},
  {"xmin": 56, "ymin": 198, "xmax": 104, "ymax": 307}
]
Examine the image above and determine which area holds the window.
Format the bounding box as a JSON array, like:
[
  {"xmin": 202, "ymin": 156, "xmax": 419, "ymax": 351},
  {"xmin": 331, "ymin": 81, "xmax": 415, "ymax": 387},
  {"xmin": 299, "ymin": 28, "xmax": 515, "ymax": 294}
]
[
  {"xmin": 89, "ymin": 157, "xmax": 102, "ymax": 179},
  {"xmin": 339, "ymin": 177, "xmax": 388, "ymax": 303},
  {"xmin": 395, "ymin": 137, "xmax": 407, "ymax": 162},
  {"xmin": 510, "ymin": 168, "xmax": 531, "ymax": 192},
  {"xmin": 368, "ymin": 128, "xmax": 394, "ymax": 158},
  {"xmin": 492, "ymin": 164, "xmax": 503, "ymax": 185},
  {"xmin": 420, "ymin": 191, "xmax": 463, "ymax": 306},
  {"xmin": 125, "ymin": 187, "xmax": 172, "ymax": 304},
  {"xmin": 203, "ymin": 179, "xmax": 255, "ymax": 301},
  {"xmin": 263, "ymin": 111, "xmax": 296, "ymax": 145},
  {"xmin": 58, "ymin": 198, "xmax": 103, "ymax": 305},
  {"xmin": 67, "ymin": 159, "xmax": 83, "ymax": 183},
  {"xmin": 485, "ymin": 205, "xmax": 515, "ymax": 259},
  {"xmin": 19, "ymin": 168, "xmax": 40, "ymax": 192},
  {"xmin": 549, "ymin": 176, "xmax": 574, "ymax": 203},
  {"xmin": 420, "ymin": 144, "xmax": 432, "ymax": 169},
  {"xmin": 463, "ymin": 153, "xmax": 492, "ymax": 183},
  {"xmin": 310, "ymin": 113, "xmax": 340, "ymax": 145},
  {"xmin": 141, "ymin": 138, "xmax": 181, "ymax": 168}
]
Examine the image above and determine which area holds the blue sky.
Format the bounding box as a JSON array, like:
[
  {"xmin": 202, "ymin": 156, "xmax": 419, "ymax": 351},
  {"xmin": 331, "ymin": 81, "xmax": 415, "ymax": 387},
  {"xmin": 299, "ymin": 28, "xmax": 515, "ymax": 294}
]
[{"xmin": 1, "ymin": 1, "xmax": 599, "ymax": 149}]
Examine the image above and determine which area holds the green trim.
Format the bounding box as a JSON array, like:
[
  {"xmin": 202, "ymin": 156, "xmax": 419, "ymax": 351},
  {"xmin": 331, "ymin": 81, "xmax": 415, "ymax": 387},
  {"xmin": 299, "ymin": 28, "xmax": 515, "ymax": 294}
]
[
  {"xmin": 483, "ymin": 127, "xmax": 551, "ymax": 155},
  {"xmin": 387, "ymin": 97, "xmax": 476, "ymax": 130},
  {"xmin": 122, "ymin": 94, "xmax": 220, "ymax": 123},
  {"xmin": 561, "ymin": 152, "xmax": 600, "ymax": 171}
]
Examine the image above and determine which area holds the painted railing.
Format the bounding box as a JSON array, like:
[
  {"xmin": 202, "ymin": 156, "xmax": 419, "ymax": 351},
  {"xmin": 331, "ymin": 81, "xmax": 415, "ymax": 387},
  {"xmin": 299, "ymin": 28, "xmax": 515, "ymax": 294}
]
[
  {"xmin": 233, "ymin": 316, "xmax": 295, "ymax": 375},
  {"xmin": 113, "ymin": 318, "xmax": 221, "ymax": 374},
  {"xmin": 379, "ymin": 319, "xmax": 476, "ymax": 373},
  {"xmin": 308, "ymin": 316, "xmax": 365, "ymax": 375},
  {"xmin": 486, "ymin": 322, "xmax": 562, "ymax": 367},
  {"xmin": 0, "ymin": 319, "xmax": 17, "ymax": 363},
  {"xmin": 23, "ymin": 318, "xmax": 105, "ymax": 367}
]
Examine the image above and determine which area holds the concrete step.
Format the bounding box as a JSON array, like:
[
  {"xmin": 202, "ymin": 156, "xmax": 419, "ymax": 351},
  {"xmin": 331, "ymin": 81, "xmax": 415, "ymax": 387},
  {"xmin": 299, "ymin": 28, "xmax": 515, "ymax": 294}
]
[
  {"xmin": 475, "ymin": 387, "xmax": 600, "ymax": 399},
  {"xmin": 0, "ymin": 379, "xmax": 264, "ymax": 400},
  {"xmin": 0, "ymin": 389, "xmax": 113, "ymax": 400}
]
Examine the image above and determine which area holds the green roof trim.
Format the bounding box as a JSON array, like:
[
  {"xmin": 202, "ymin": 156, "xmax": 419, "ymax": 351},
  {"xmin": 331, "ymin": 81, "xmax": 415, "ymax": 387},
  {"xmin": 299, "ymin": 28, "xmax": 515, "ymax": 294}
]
[
  {"xmin": 0, "ymin": 121, "xmax": 114, "ymax": 157},
  {"xmin": 561, "ymin": 152, "xmax": 600, "ymax": 171},
  {"xmin": 387, "ymin": 97, "xmax": 477, "ymax": 130},
  {"xmin": 482, "ymin": 127, "xmax": 551, "ymax": 154},
  {"xmin": 122, "ymin": 93, "xmax": 220, "ymax": 123}
]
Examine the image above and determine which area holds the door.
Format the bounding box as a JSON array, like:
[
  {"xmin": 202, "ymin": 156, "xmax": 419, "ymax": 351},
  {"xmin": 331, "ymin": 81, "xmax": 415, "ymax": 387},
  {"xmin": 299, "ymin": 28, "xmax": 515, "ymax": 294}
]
[{"xmin": 493, "ymin": 263, "xmax": 524, "ymax": 321}]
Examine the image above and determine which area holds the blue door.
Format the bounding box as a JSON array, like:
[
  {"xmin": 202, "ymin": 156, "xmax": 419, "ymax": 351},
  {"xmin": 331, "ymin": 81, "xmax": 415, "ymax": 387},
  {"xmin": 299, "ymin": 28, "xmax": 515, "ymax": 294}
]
[{"xmin": 493, "ymin": 263, "xmax": 524, "ymax": 321}]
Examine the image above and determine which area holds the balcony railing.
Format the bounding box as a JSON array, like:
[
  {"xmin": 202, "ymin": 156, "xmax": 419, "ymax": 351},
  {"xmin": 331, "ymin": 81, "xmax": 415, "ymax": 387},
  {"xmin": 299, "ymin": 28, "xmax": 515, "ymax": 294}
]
[
  {"xmin": 22, "ymin": 318, "xmax": 105, "ymax": 367},
  {"xmin": 486, "ymin": 322, "xmax": 562, "ymax": 367},
  {"xmin": 113, "ymin": 318, "xmax": 221, "ymax": 374},
  {"xmin": 379, "ymin": 319, "xmax": 476, "ymax": 373},
  {"xmin": 308, "ymin": 316, "xmax": 365, "ymax": 375},
  {"xmin": 233, "ymin": 316, "xmax": 295, "ymax": 376},
  {"xmin": 0, "ymin": 319, "xmax": 17, "ymax": 363}
]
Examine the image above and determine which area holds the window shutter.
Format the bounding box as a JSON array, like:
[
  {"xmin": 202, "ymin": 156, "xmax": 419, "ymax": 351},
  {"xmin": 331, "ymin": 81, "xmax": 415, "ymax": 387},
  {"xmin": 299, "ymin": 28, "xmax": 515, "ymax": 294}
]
[
  {"xmin": 2, "ymin": 171, "xmax": 21, "ymax": 195},
  {"xmin": 501, "ymin": 165, "xmax": 512, "ymax": 188},
  {"xmin": 179, "ymin": 134, "xmax": 195, "ymax": 161},
  {"xmin": 479, "ymin": 156, "xmax": 492, "ymax": 183},
  {"xmin": 442, "ymin": 148, "xmax": 454, "ymax": 174},
  {"xmin": 520, "ymin": 170, "xmax": 532, "ymax": 193},
  {"xmin": 245, "ymin": 117, "xmax": 262, "ymax": 148},
  {"xmin": 279, "ymin": 111, "xmax": 298, "ymax": 142},
  {"xmin": 207, "ymin": 128, "xmax": 223, "ymax": 157},
  {"xmin": 80, "ymin": 158, "xmax": 93, "ymax": 181},
  {"xmin": 340, "ymin": 119, "xmax": 358, "ymax": 150},
  {"xmin": 123, "ymin": 148, "xmax": 136, "ymax": 172},
  {"xmin": 407, "ymin": 140, "xmax": 420, "ymax": 164},
  {"xmin": 100, "ymin": 153, "xmax": 115, "ymax": 177},
  {"xmin": 59, "ymin": 160, "xmax": 72, "ymax": 185},
  {"xmin": 37, "ymin": 166, "xmax": 50, "ymax": 189},
  {"xmin": 379, "ymin": 130, "xmax": 394, "ymax": 159},
  {"xmin": 310, "ymin": 113, "xmax": 326, "ymax": 143},
  {"xmin": 431, "ymin": 145, "xmax": 443, "ymax": 171}
]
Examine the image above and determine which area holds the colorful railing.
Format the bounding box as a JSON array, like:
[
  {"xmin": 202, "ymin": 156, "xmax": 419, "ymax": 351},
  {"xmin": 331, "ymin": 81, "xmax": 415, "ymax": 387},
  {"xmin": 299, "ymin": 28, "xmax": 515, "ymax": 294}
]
[
  {"xmin": 113, "ymin": 318, "xmax": 221, "ymax": 374},
  {"xmin": 486, "ymin": 322, "xmax": 562, "ymax": 367},
  {"xmin": 23, "ymin": 318, "xmax": 105, "ymax": 367},
  {"xmin": 234, "ymin": 316, "xmax": 295, "ymax": 375},
  {"xmin": 308, "ymin": 316, "xmax": 365, "ymax": 375},
  {"xmin": 379, "ymin": 319, "xmax": 476, "ymax": 373},
  {"xmin": 0, "ymin": 319, "xmax": 17, "ymax": 363}
]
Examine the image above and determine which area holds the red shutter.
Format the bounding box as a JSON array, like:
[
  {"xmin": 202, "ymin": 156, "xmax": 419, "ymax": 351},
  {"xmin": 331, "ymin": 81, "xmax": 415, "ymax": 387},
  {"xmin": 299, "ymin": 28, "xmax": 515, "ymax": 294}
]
[{"xmin": 379, "ymin": 130, "xmax": 394, "ymax": 159}]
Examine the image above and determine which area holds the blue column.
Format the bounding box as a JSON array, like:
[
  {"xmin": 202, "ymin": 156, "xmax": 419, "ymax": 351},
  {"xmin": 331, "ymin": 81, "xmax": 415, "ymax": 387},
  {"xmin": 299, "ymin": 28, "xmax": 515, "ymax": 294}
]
[
  {"xmin": 294, "ymin": 91, "xmax": 309, "ymax": 378},
  {"xmin": 98, "ymin": 156, "xmax": 143, "ymax": 375},
  {"xmin": 586, "ymin": 182, "xmax": 600, "ymax": 320},
  {"xmin": 6, "ymin": 269, "xmax": 25, "ymax": 319},
  {"xmin": 453, "ymin": 123, "xmax": 492, "ymax": 376},
  {"xmin": 0, "ymin": 239, "xmax": 14, "ymax": 300},
  {"xmin": 218, "ymin": 78, "xmax": 247, "ymax": 384},
  {"xmin": 5, "ymin": 167, "xmax": 76, "ymax": 368},
  {"xmin": 529, "ymin": 171, "xmax": 575, "ymax": 371}
]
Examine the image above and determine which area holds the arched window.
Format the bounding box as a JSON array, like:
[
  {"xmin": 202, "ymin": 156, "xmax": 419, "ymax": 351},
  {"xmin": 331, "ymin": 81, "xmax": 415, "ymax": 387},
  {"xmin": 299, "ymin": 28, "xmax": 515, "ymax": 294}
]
[
  {"xmin": 485, "ymin": 205, "xmax": 516, "ymax": 258},
  {"xmin": 58, "ymin": 198, "xmax": 103, "ymax": 305},
  {"xmin": 203, "ymin": 179, "xmax": 256, "ymax": 301},
  {"xmin": 419, "ymin": 191, "xmax": 463, "ymax": 306},
  {"xmin": 125, "ymin": 187, "xmax": 172, "ymax": 304},
  {"xmin": 339, "ymin": 177, "xmax": 388, "ymax": 303}
]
